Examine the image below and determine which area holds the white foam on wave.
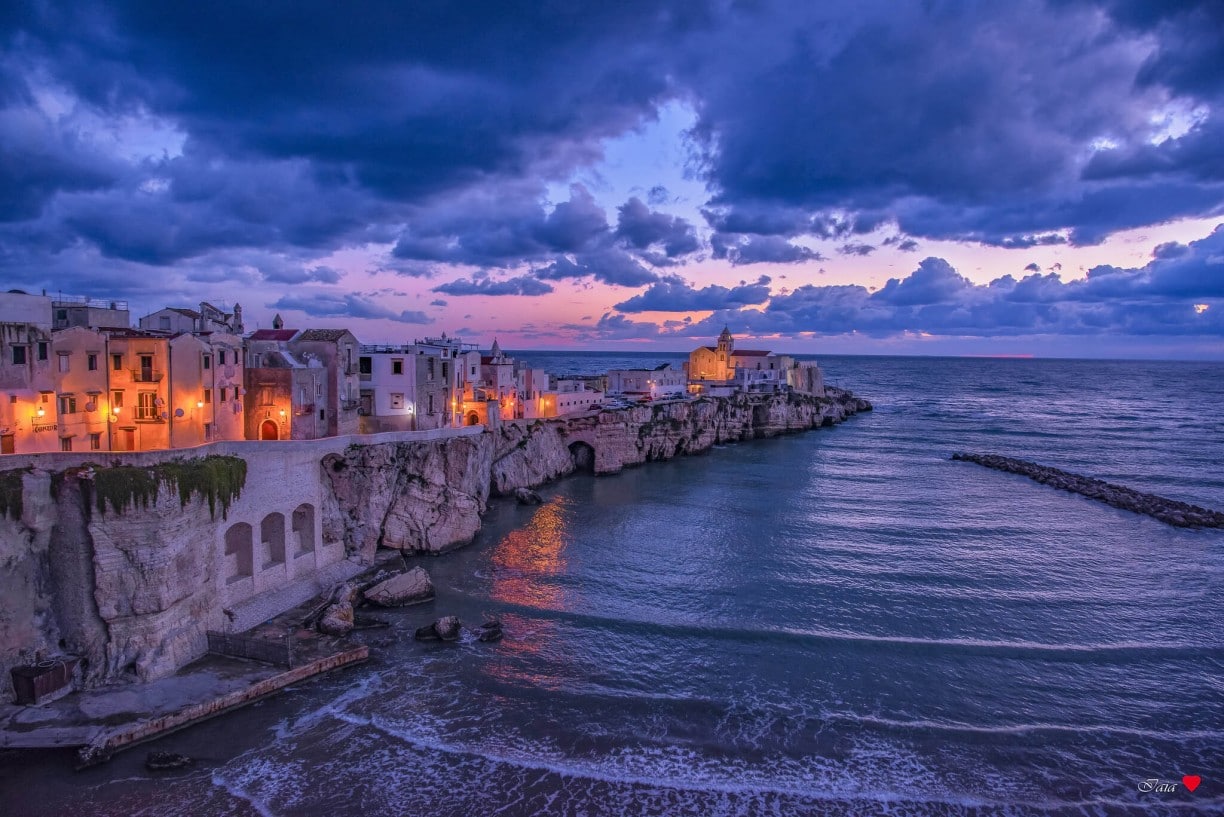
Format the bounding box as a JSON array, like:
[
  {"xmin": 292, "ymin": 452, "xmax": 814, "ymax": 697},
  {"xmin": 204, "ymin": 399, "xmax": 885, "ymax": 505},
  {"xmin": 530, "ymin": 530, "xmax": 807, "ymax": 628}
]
[
  {"xmin": 823, "ymin": 711, "xmax": 1224, "ymax": 741},
  {"xmin": 324, "ymin": 707, "xmax": 1071, "ymax": 811}
]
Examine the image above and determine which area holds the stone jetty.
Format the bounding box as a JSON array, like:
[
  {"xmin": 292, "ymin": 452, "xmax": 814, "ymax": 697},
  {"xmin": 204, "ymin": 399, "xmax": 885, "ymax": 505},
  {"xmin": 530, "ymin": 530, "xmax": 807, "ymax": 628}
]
[{"xmin": 952, "ymin": 453, "xmax": 1224, "ymax": 528}]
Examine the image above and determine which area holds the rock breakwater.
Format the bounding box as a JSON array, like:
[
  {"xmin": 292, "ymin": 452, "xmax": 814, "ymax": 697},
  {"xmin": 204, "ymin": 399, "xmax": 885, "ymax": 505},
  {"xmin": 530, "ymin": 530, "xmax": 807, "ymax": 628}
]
[{"xmin": 952, "ymin": 453, "xmax": 1224, "ymax": 528}]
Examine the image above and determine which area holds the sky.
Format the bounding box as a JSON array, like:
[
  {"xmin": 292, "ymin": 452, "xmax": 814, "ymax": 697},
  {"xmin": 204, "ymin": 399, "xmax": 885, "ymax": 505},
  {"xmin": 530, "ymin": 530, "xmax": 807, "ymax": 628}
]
[{"xmin": 1, "ymin": 1, "xmax": 1223, "ymax": 358}]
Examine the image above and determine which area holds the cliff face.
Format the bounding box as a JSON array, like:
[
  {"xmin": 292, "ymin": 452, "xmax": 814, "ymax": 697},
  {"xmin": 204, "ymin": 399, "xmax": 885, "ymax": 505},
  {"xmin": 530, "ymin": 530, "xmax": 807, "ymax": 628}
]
[
  {"xmin": 490, "ymin": 420, "xmax": 575, "ymax": 494},
  {"xmin": 86, "ymin": 480, "xmax": 222, "ymax": 682},
  {"xmin": 321, "ymin": 433, "xmax": 495, "ymax": 559},
  {"xmin": 491, "ymin": 387, "xmax": 871, "ymax": 477},
  {"xmin": 1, "ymin": 467, "xmax": 222, "ymax": 686}
]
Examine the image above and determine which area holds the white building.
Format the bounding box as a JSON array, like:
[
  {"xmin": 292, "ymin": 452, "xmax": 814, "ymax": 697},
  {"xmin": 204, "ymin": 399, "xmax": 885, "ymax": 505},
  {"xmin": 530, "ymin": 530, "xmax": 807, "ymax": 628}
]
[
  {"xmin": 606, "ymin": 364, "xmax": 687, "ymax": 401},
  {"xmin": 357, "ymin": 344, "xmax": 452, "ymax": 432}
]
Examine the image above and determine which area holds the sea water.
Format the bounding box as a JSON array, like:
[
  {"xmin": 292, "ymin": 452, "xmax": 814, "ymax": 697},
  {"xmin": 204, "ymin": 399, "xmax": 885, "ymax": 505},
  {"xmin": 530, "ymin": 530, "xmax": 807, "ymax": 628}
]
[{"xmin": 3, "ymin": 356, "xmax": 1222, "ymax": 816}]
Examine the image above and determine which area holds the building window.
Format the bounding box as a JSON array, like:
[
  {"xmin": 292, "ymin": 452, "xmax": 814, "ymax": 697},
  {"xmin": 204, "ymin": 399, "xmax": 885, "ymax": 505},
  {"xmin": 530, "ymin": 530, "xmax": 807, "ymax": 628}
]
[
  {"xmin": 58, "ymin": 395, "xmax": 77, "ymax": 414},
  {"xmin": 111, "ymin": 390, "xmax": 124, "ymax": 410},
  {"xmin": 359, "ymin": 356, "xmax": 371, "ymax": 375},
  {"xmin": 204, "ymin": 422, "xmax": 213, "ymax": 440},
  {"xmin": 442, "ymin": 361, "xmax": 449, "ymax": 380},
  {"xmin": 60, "ymin": 438, "xmax": 72, "ymax": 452},
  {"xmin": 390, "ymin": 393, "xmax": 405, "ymax": 409},
  {"xmin": 218, "ymin": 350, "xmax": 227, "ymax": 365},
  {"xmin": 38, "ymin": 342, "xmax": 48, "ymax": 361},
  {"xmin": 204, "ymin": 388, "xmax": 212, "ymax": 404},
  {"xmin": 159, "ymin": 316, "xmax": 171, "ymax": 330},
  {"xmin": 90, "ymin": 432, "xmax": 101, "ymax": 450},
  {"xmin": 136, "ymin": 391, "xmax": 157, "ymax": 421},
  {"xmin": 112, "ymin": 354, "xmax": 122, "ymax": 371},
  {"xmin": 428, "ymin": 393, "xmax": 435, "ymax": 414},
  {"xmin": 392, "ymin": 359, "xmax": 403, "ymax": 375},
  {"xmin": 87, "ymin": 353, "xmax": 98, "ymax": 371},
  {"xmin": 427, "ymin": 358, "xmax": 436, "ymax": 380},
  {"xmin": 203, "ymin": 354, "xmax": 211, "ymax": 370},
  {"xmin": 56, "ymin": 309, "xmax": 67, "ymax": 322},
  {"xmin": 319, "ymin": 408, "xmax": 325, "ymax": 421},
  {"xmin": 12, "ymin": 346, "xmax": 26, "ymax": 365},
  {"xmin": 58, "ymin": 353, "xmax": 70, "ymax": 373}
]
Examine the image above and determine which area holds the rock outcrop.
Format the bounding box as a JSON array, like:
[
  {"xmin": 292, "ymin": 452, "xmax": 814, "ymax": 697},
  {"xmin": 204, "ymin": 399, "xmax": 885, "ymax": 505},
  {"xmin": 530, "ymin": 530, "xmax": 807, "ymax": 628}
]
[
  {"xmin": 490, "ymin": 420, "xmax": 574, "ymax": 494},
  {"xmin": 321, "ymin": 434, "xmax": 495, "ymax": 558},
  {"xmin": 414, "ymin": 615, "xmax": 462, "ymax": 642},
  {"xmin": 362, "ymin": 567, "xmax": 434, "ymax": 607},
  {"xmin": 953, "ymin": 452, "xmax": 1224, "ymax": 528},
  {"xmin": 592, "ymin": 387, "xmax": 868, "ymax": 474}
]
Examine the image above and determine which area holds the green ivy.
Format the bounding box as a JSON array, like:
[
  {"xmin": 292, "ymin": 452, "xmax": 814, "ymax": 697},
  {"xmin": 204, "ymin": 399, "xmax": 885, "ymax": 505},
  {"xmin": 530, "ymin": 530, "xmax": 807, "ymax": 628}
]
[
  {"xmin": 94, "ymin": 455, "xmax": 247, "ymax": 519},
  {"xmin": 0, "ymin": 468, "xmax": 29, "ymax": 521}
]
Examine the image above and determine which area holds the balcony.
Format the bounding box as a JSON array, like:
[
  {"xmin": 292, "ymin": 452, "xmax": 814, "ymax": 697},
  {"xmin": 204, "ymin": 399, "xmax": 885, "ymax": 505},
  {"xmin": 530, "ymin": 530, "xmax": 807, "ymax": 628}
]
[
  {"xmin": 341, "ymin": 399, "xmax": 360, "ymax": 411},
  {"xmin": 130, "ymin": 368, "xmax": 164, "ymax": 383}
]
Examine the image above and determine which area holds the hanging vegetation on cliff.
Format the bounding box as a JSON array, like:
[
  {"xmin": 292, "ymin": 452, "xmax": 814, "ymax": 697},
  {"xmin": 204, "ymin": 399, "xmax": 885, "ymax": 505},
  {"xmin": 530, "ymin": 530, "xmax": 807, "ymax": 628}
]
[
  {"xmin": 93, "ymin": 456, "xmax": 247, "ymax": 519},
  {"xmin": 0, "ymin": 468, "xmax": 29, "ymax": 520}
]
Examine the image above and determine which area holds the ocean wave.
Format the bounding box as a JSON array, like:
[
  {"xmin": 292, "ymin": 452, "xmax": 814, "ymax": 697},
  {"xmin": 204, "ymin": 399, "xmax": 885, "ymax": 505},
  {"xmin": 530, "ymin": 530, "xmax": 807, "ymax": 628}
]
[{"xmin": 445, "ymin": 596, "xmax": 1224, "ymax": 660}]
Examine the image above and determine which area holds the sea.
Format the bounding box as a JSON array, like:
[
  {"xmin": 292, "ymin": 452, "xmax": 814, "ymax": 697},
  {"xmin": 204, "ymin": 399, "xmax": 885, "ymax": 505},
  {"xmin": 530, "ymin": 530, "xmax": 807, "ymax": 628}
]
[{"xmin": 3, "ymin": 354, "xmax": 1223, "ymax": 816}]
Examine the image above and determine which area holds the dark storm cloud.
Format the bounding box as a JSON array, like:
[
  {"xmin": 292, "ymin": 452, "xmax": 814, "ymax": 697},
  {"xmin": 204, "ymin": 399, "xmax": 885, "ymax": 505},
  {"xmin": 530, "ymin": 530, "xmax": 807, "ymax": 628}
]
[
  {"xmin": 615, "ymin": 197, "xmax": 700, "ymax": 258},
  {"xmin": 614, "ymin": 275, "xmax": 773, "ymax": 313},
  {"xmin": 595, "ymin": 227, "xmax": 1224, "ymax": 339},
  {"xmin": 273, "ymin": 292, "xmax": 432, "ymax": 324},
  {"xmin": 431, "ymin": 273, "xmax": 554, "ymax": 297},
  {"xmin": 1, "ymin": 0, "xmax": 1223, "ymax": 316},
  {"xmin": 711, "ymin": 234, "xmax": 822, "ymax": 265},
  {"xmin": 535, "ymin": 249, "xmax": 660, "ymax": 288},
  {"xmin": 839, "ymin": 242, "xmax": 875, "ymax": 257}
]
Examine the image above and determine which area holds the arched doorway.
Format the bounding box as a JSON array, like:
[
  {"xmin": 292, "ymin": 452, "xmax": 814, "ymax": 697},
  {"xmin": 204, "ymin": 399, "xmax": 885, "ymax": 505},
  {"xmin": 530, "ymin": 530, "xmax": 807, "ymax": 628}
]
[
  {"xmin": 568, "ymin": 441, "xmax": 595, "ymax": 473},
  {"xmin": 466, "ymin": 411, "xmax": 481, "ymax": 426},
  {"xmin": 260, "ymin": 419, "xmax": 279, "ymax": 440}
]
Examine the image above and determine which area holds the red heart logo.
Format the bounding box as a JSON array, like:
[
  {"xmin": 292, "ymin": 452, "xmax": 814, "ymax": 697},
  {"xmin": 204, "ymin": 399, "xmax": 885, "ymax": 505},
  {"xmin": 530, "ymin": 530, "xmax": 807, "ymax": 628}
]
[{"xmin": 1183, "ymin": 775, "xmax": 1201, "ymax": 792}]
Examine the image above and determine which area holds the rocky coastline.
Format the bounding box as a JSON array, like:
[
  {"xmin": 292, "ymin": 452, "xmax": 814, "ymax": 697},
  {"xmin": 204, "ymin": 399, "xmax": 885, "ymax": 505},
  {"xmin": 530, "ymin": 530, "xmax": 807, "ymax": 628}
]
[
  {"xmin": 1, "ymin": 387, "xmax": 871, "ymax": 690},
  {"xmin": 952, "ymin": 452, "xmax": 1224, "ymax": 528}
]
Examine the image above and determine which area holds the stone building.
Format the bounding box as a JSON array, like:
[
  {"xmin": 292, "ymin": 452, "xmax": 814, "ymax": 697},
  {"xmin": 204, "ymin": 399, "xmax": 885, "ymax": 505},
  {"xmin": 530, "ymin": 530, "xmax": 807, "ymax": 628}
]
[
  {"xmin": 606, "ymin": 364, "xmax": 687, "ymax": 401},
  {"xmin": 357, "ymin": 344, "xmax": 451, "ymax": 433},
  {"xmin": 289, "ymin": 329, "xmax": 361, "ymax": 437},
  {"xmin": 139, "ymin": 301, "xmax": 245, "ymax": 336},
  {"xmin": 244, "ymin": 328, "xmax": 329, "ymax": 441},
  {"xmin": 51, "ymin": 295, "xmax": 129, "ymax": 331},
  {"xmin": 687, "ymin": 328, "xmax": 820, "ymax": 396},
  {"xmin": 50, "ymin": 327, "xmax": 111, "ymax": 452},
  {"xmin": 104, "ymin": 329, "xmax": 173, "ymax": 452},
  {"xmin": 0, "ymin": 291, "xmax": 57, "ymax": 454}
]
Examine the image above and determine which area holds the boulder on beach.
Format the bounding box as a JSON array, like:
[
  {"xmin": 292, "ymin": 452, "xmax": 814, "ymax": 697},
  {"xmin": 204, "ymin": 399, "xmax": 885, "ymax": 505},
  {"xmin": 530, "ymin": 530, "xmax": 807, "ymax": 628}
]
[
  {"xmin": 318, "ymin": 602, "xmax": 355, "ymax": 636},
  {"xmin": 363, "ymin": 567, "xmax": 435, "ymax": 607},
  {"xmin": 435, "ymin": 615, "xmax": 462, "ymax": 641},
  {"xmin": 415, "ymin": 615, "xmax": 463, "ymax": 642}
]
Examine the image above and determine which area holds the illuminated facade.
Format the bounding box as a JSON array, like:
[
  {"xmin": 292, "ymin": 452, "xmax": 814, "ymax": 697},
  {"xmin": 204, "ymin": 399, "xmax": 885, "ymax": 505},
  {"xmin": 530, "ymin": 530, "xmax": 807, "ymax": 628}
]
[
  {"xmin": 687, "ymin": 328, "xmax": 822, "ymax": 396},
  {"xmin": 606, "ymin": 364, "xmax": 687, "ymax": 401},
  {"xmin": 0, "ymin": 292, "xmax": 57, "ymax": 454}
]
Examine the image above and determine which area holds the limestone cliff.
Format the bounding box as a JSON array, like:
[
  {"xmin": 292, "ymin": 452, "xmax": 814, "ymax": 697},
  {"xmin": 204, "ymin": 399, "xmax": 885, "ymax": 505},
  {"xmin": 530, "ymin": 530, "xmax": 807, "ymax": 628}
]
[
  {"xmin": 490, "ymin": 420, "xmax": 575, "ymax": 494},
  {"xmin": 321, "ymin": 433, "xmax": 495, "ymax": 559},
  {"xmin": 494, "ymin": 387, "xmax": 871, "ymax": 477}
]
